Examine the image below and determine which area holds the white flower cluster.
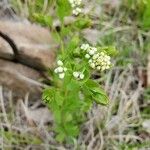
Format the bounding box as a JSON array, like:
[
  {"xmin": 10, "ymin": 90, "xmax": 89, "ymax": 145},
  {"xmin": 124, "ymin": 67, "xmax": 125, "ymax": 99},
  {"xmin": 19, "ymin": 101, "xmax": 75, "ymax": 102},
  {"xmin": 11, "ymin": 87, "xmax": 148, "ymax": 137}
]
[
  {"xmin": 69, "ymin": 0, "xmax": 82, "ymax": 15},
  {"xmin": 81, "ymin": 44, "xmax": 111, "ymax": 71},
  {"xmin": 54, "ymin": 60, "xmax": 67, "ymax": 79},
  {"xmin": 73, "ymin": 71, "xmax": 84, "ymax": 80}
]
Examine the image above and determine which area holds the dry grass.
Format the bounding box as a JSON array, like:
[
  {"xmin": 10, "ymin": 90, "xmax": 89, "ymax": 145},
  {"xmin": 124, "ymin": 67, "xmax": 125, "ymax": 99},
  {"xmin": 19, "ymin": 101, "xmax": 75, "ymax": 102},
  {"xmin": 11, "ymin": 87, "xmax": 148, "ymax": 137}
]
[
  {"xmin": 0, "ymin": 66, "xmax": 149, "ymax": 150},
  {"xmin": 78, "ymin": 66, "xmax": 145, "ymax": 150},
  {"xmin": 0, "ymin": 0, "xmax": 150, "ymax": 149}
]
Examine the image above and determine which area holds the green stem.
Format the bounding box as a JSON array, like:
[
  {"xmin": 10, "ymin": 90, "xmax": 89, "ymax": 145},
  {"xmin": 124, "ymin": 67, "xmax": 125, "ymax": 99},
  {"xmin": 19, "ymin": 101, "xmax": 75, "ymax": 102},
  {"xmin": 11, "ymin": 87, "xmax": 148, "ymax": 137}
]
[{"xmin": 60, "ymin": 89, "xmax": 68, "ymax": 137}]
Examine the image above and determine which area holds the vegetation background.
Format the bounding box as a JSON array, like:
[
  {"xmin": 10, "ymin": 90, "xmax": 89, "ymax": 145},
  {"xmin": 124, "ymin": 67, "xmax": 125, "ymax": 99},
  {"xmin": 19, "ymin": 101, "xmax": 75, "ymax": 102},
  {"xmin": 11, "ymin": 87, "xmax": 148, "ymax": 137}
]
[{"xmin": 0, "ymin": 0, "xmax": 150, "ymax": 149}]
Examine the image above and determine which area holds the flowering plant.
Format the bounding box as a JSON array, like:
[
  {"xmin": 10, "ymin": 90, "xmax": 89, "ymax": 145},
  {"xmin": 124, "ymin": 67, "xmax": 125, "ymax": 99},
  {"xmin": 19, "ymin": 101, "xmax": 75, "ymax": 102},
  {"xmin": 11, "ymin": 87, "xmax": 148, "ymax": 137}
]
[
  {"xmin": 43, "ymin": 42, "xmax": 116, "ymax": 142},
  {"xmin": 42, "ymin": 0, "xmax": 117, "ymax": 143},
  {"xmin": 69, "ymin": 0, "xmax": 82, "ymax": 15}
]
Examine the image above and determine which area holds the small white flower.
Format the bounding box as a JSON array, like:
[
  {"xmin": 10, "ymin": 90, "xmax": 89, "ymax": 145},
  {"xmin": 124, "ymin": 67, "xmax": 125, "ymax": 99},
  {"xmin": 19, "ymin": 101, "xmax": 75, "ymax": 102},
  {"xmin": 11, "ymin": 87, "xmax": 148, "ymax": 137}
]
[
  {"xmin": 80, "ymin": 43, "xmax": 111, "ymax": 72},
  {"xmin": 69, "ymin": 0, "xmax": 74, "ymax": 3},
  {"xmin": 79, "ymin": 73, "xmax": 84, "ymax": 79},
  {"xmin": 100, "ymin": 52, "xmax": 105, "ymax": 56},
  {"xmin": 101, "ymin": 66, "xmax": 106, "ymax": 71},
  {"xmin": 101, "ymin": 61, "xmax": 105, "ymax": 66},
  {"xmin": 93, "ymin": 54, "xmax": 99, "ymax": 60},
  {"xmin": 91, "ymin": 47, "xmax": 97, "ymax": 52},
  {"xmin": 85, "ymin": 54, "xmax": 90, "ymax": 59},
  {"xmin": 64, "ymin": 67, "xmax": 67, "ymax": 72},
  {"xmin": 89, "ymin": 50, "xmax": 95, "ymax": 55},
  {"xmin": 71, "ymin": 3, "xmax": 76, "ymax": 7},
  {"xmin": 69, "ymin": 0, "xmax": 82, "ymax": 15},
  {"xmin": 73, "ymin": 72, "xmax": 80, "ymax": 78},
  {"xmin": 106, "ymin": 61, "xmax": 111, "ymax": 65},
  {"xmin": 97, "ymin": 58, "xmax": 102, "ymax": 63},
  {"xmin": 81, "ymin": 44, "xmax": 90, "ymax": 51},
  {"xmin": 69, "ymin": 0, "xmax": 82, "ymax": 7},
  {"xmin": 73, "ymin": 7, "xmax": 81, "ymax": 15},
  {"xmin": 74, "ymin": 0, "xmax": 82, "ymax": 5},
  {"xmin": 105, "ymin": 65, "xmax": 110, "ymax": 69},
  {"xmin": 90, "ymin": 63, "xmax": 95, "ymax": 69},
  {"xmin": 59, "ymin": 73, "xmax": 65, "ymax": 79},
  {"xmin": 88, "ymin": 59, "xmax": 92, "ymax": 63},
  {"xmin": 57, "ymin": 67, "xmax": 64, "ymax": 73},
  {"xmin": 57, "ymin": 60, "xmax": 63, "ymax": 66},
  {"xmin": 106, "ymin": 56, "xmax": 111, "ymax": 60},
  {"xmin": 54, "ymin": 68, "xmax": 58, "ymax": 73},
  {"xmin": 72, "ymin": 9, "xmax": 78, "ymax": 15},
  {"xmin": 97, "ymin": 66, "xmax": 101, "ymax": 70}
]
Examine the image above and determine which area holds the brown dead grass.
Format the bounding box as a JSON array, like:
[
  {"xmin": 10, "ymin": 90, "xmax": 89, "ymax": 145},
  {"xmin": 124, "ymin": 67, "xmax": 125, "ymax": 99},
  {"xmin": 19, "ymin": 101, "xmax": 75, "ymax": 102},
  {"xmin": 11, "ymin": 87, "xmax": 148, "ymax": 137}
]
[{"xmin": 0, "ymin": 66, "xmax": 149, "ymax": 150}]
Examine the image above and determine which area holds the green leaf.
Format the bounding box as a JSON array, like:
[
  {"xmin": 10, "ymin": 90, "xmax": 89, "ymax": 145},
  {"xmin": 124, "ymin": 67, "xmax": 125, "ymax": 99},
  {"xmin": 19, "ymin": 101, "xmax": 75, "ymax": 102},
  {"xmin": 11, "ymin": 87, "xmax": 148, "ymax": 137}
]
[
  {"xmin": 53, "ymin": 108, "xmax": 61, "ymax": 124},
  {"xmin": 64, "ymin": 123, "xmax": 79, "ymax": 137},
  {"xmin": 55, "ymin": 133, "xmax": 65, "ymax": 142},
  {"xmin": 64, "ymin": 94, "xmax": 81, "ymax": 112},
  {"xmin": 99, "ymin": 46, "xmax": 118, "ymax": 56},
  {"xmin": 91, "ymin": 88, "xmax": 109, "ymax": 105},
  {"xmin": 141, "ymin": 1, "xmax": 150, "ymax": 29},
  {"xmin": 81, "ymin": 99, "xmax": 92, "ymax": 112},
  {"xmin": 85, "ymin": 80, "xmax": 109, "ymax": 105},
  {"xmin": 91, "ymin": 87, "xmax": 107, "ymax": 95},
  {"xmin": 66, "ymin": 36, "xmax": 80, "ymax": 52},
  {"xmin": 74, "ymin": 17, "xmax": 92, "ymax": 29},
  {"xmin": 66, "ymin": 80, "xmax": 80, "ymax": 92},
  {"xmin": 64, "ymin": 112, "xmax": 73, "ymax": 122},
  {"xmin": 55, "ymin": 91, "xmax": 64, "ymax": 106},
  {"xmin": 42, "ymin": 88, "xmax": 55, "ymax": 104},
  {"xmin": 85, "ymin": 79, "xmax": 100, "ymax": 88},
  {"xmin": 51, "ymin": 30, "xmax": 61, "ymax": 43},
  {"xmin": 31, "ymin": 13, "xmax": 53, "ymax": 27},
  {"xmin": 86, "ymin": 79, "xmax": 109, "ymax": 105},
  {"xmin": 56, "ymin": 0, "xmax": 71, "ymax": 22}
]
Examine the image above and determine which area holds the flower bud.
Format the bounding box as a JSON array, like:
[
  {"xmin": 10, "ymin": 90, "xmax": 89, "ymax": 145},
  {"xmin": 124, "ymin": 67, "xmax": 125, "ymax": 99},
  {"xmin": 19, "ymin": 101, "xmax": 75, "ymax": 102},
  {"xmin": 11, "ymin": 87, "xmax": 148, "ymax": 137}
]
[
  {"xmin": 54, "ymin": 68, "xmax": 58, "ymax": 73},
  {"xmin": 89, "ymin": 50, "xmax": 95, "ymax": 55},
  {"xmin": 57, "ymin": 60, "xmax": 63, "ymax": 66},
  {"xmin": 90, "ymin": 63, "xmax": 95, "ymax": 69},
  {"xmin": 73, "ymin": 72, "xmax": 79, "ymax": 78},
  {"xmin": 73, "ymin": 7, "xmax": 81, "ymax": 15},
  {"xmin": 85, "ymin": 54, "xmax": 90, "ymax": 59},
  {"xmin": 97, "ymin": 66, "xmax": 101, "ymax": 70},
  {"xmin": 64, "ymin": 67, "xmax": 67, "ymax": 72},
  {"xmin": 79, "ymin": 73, "xmax": 84, "ymax": 79},
  {"xmin": 93, "ymin": 54, "xmax": 99, "ymax": 59},
  {"xmin": 81, "ymin": 44, "xmax": 90, "ymax": 51},
  {"xmin": 57, "ymin": 67, "xmax": 64, "ymax": 73},
  {"xmin": 59, "ymin": 73, "xmax": 65, "ymax": 79}
]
